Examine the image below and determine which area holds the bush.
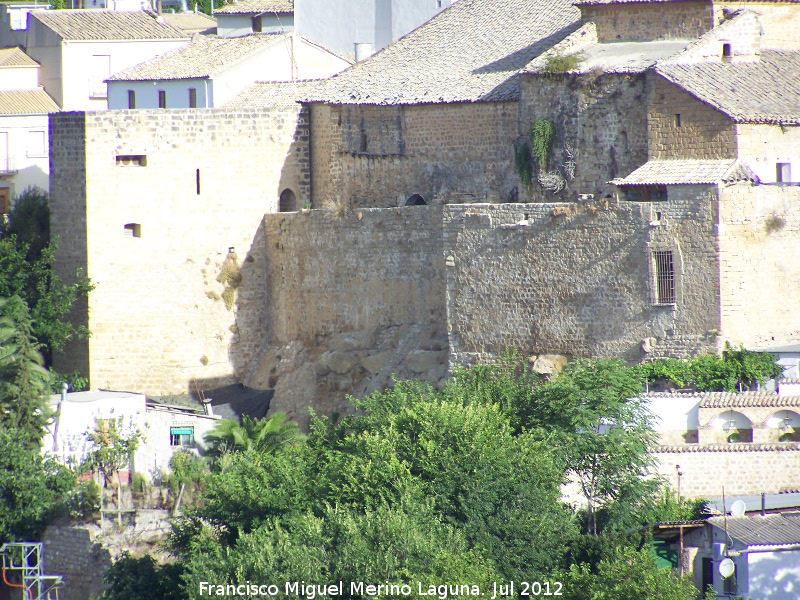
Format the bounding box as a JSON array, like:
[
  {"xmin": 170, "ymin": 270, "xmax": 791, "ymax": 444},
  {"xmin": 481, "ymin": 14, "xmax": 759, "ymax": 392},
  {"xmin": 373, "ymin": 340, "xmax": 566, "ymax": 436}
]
[{"xmin": 67, "ymin": 479, "xmax": 101, "ymax": 522}]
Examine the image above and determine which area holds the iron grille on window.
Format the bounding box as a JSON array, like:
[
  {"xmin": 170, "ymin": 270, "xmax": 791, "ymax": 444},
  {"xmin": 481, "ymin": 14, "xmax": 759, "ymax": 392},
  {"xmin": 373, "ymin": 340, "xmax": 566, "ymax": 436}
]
[{"xmin": 653, "ymin": 250, "xmax": 675, "ymax": 304}]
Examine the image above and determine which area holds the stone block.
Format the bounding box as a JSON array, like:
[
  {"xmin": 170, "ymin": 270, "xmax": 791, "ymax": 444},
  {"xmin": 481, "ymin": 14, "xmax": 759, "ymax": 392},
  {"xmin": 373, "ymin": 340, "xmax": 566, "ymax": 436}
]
[
  {"xmin": 530, "ymin": 354, "xmax": 570, "ymax": 374},
  {"xmin": 406, "ymin": 350, "xmax": 446, "ymax": 373},
  {"xmin": 321, "ymin": 350, "xmax": 358, "ymax": 374},
  {"xmin": 360, "ymin": 351, "xmax": 400, "ymax": 374}
]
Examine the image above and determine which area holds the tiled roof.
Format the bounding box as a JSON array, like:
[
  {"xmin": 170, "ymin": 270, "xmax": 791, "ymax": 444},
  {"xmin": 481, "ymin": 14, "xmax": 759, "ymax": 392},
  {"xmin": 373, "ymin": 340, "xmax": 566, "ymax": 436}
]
[
  {"xmin": 30, "ymin": 10, "xmax": 188, "ymax": 41},
  {"xmin": 657, "ymin": 443, "xmax": 800, "ymax": 452},
  {"xmin": 656, "ymin": 51, "xmax": 800, "ymax": 125},
  {"xmin": 700, "ymin": 392, "xmax": 800, "ymax": 408},
  {"xmin": 0, "ymin": 48, "xmax": 38, "ymax": 68},
  {"xmin": 304, "ymin": 0, "xmax": 581, "ymax": 105},
  {"xmin": 108, "ymin": 34, "xmax": 283, "ymax": 81},
  {"xmin": 575, "ymin": 0, "xmax": 800, "ymax": 4},
  {"xmin": 215, "ymin": 0, "xmax": 293, "ymax": 15},
  {"xmin": 223, "ymin": 79, "xmax": 321, "ymax": 109},
  {"xmin": 160, "ymin": 12, "xmax": 217, "ymax": 35},
  {"xmin": 708, "ymin": 514, "xmax": 800, "ymax": 547},
  {"xmin": 0, "ymin": 89, "xmax": 59, "ymax": 114},
  {"xmin": 611, "ymin": 159, "xmax": 760, "ymax": 186}
]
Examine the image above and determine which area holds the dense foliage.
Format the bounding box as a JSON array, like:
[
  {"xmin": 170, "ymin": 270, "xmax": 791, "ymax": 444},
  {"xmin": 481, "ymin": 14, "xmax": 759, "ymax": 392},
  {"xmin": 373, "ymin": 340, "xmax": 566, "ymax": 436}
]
[
  {"xmin": 639, "ymin": 346, "xmax": 783, "ymax": 392},
  {"xmin": 0, "ymin": 188, "xmax": 93, "ymax": 366},
  {"xmin": 0, "ymin": 428, "xmax": 76, "ymax": 543}
]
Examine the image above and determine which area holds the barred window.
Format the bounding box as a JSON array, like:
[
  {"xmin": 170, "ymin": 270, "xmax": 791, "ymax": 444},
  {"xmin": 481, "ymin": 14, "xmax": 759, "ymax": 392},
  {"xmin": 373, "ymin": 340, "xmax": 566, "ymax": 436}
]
[{"xmin": 653, "ymin": 250, "xmax": 675, "ymax": 304}]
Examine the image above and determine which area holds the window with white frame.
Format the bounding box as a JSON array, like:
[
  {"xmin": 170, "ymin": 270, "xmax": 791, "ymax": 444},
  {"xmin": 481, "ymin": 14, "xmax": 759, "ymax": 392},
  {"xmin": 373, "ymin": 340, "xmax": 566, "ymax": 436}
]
[{"xmin": 27, "ymin": 131, "xmax": 46, "ymax": 157}]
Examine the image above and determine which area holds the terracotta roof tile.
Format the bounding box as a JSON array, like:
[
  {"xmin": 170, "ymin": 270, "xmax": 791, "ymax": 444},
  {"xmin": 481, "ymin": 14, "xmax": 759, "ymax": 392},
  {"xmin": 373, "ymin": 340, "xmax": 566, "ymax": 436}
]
[
  {"xmin": 160, "ymin": 12, "xmax": 217, "ymax": 35},
  {"xmin": 304, "ymin": 0, "xmax": 581, "ymax": 105},
  {"xmin": 214, "ymin": 0, "xmax": 292, "ymax": 15},
  {"xmin": 612, "ymin": 159, "xmax": 760, "ymax": 186},
  {"xmin": 700, "ymin": 392, "xmax": 800, "ymax": 408},
  {"xmin": 223, "ymin": 79, "xmax": 321, "ymax": 109},
  {"xmin": 656, "ymin": 50, "xmax": 800, "ymax": 125},
  {"xmin": 657, "ymin": 443, "xmax": 800, "ymax": 452},
  {"xmin": 0, "ymin": 89, "xmax": 59, "ymax": 114},
  {"xmin": 0, "ymin": 48, "xmax": 38, "ymax": 68},
  {"xmin": 31, "ymin": 9, "xmax": 188, "ymax": 41},
  {"xmin": 108, "ymin": 34, "xmax": 282, "ymax": 81}
]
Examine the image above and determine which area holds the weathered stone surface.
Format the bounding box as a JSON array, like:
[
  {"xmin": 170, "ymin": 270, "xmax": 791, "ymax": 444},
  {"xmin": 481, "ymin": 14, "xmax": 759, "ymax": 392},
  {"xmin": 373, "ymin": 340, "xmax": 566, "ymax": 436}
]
[
  {"xmin": 530, "ymin": 354, "xmax": 570, "ymax": 374},
  {"xmin": 330, "ymin": 327, "xmax": 378, "ymax": 352},
  {"xmin": 360, "ymin": 351, "xmax": 400, "ymax": 374},
  {"xmin": 322, "ymin": 350, "xmax": 358, "ymax": 374},
  {"xmin": 406, "ymin": 350, "xmax": 447, "ymax": 373}
]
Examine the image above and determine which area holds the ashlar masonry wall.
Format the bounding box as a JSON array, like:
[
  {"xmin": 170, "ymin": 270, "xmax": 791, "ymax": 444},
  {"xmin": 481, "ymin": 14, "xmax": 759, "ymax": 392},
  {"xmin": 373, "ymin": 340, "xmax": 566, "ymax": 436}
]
[
  {"xmin": 443, "ymin": 197, "xmax": 723, "ymax": 368},
  {"xmin": 245, "ymin": 206, "xmax": 447, "ymax": 427},
  {"xmin": 309, "ymin": 101, "xmax": 519, "ymax": 208},
  {"xmin": 649, "ymin": 76, "xmax": 736, "ymax": 160},
  {"xmin": 50, "ymin": 107, "xmax": 309, "ymax": 394},
  {"xmin": 580, "ymin": 1, "xmax": 714, "ymax": 43},
  {"xmin": 519, "ymin": 72, "xmax": 650, "ymax": 202},
  {"xmin": 718, "ymin": 184, "xmax": 800, "ymax": 349}
]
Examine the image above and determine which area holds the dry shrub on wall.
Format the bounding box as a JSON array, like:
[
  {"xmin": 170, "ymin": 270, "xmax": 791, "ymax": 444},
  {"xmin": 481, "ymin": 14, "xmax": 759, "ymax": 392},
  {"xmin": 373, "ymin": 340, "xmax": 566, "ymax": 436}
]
[{"xmin": 323, "ymin": 196, "xmax": 349, "ymax": 220}]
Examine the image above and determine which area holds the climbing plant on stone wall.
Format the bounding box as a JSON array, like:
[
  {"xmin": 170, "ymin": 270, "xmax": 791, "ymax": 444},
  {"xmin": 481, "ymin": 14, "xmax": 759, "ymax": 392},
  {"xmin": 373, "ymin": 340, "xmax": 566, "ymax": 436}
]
[
  {"xmin": 531, "ymin": 119, "xmax": 554, "ymax": 172},
  {"xmin": 515, "ymin": 141, "xmax": 533, "ymax": 189}
]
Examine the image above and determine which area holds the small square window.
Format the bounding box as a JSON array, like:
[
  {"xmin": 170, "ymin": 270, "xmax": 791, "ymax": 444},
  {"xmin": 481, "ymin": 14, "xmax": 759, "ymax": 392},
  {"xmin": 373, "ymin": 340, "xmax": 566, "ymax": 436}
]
[
  {"xmin": 189, "ymin": 88, "xmax": 197, "ymax": 109},
  {"xmin": 777, "ymin": 163, "xmax": 791, "ymax": 183},
  {"xmin": 722, "ymin": 43, "xmax": 732, "ymax": 58},
  {"xmin": 252, "ymin": 16, "xmax": 262, "ymax": 32},
  {"xmin": 158, "ymin": 90, "xmax": 166, "ymax": 109},
  {"xmin": 128, "ymin": 90, "xmax": 136, "ymax": 109},
  {"xmin": 170, "ymin": 427, "xmax": 194, "ymax": 446},
  {"xmin": 27, "ymin": 130, "xmax": 46, "ymax": 157},
  {"xmin": 674, "ymin": 114, "xmax": 681, "ymax": 127},
  {"xmin": 123, "ymin": 223, "xmax": 141, "ymax": 238}
]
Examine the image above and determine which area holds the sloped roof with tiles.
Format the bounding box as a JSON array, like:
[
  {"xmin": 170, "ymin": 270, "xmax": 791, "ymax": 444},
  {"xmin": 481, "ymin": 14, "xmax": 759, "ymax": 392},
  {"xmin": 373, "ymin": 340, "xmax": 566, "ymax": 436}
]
[
  {"xmin": 108, "ymin": 34, "xmax": 283, "ymax": 81},
  {"xmin": 707, "ymin": 514, "xmax": 800, "ymax": 547},
  {"xmin": 215, "ymin": 0, "xmax": 293, "ymax": 15},
  {"xmin": 611, "ymin": 159, "xmax": 760, "ymax": 186},
  {"xmin": 304, "ymin": 0, "xmax": 581, "ymax": 105},
  {"xmin": 574, "ymin": 0, "xmax": 800, "ymax": 4},
  {"xmin": 224, "ymin": 79, "xmax": 322, "ymax": 109},
  {"xmin": 699, "ymin": 392, "xmax": 800, "ymax": 409},
  {"xmin": 161, "ymin": 12, "xmax": 217, "ymax": 35},
  {"xmin": 656, "ymin": 51, "xmax": 800, "ymax": 124},
  {"xmin": 0, "ymin": 48, "xmax": 38, "ymax": 68},
  {"xmin": 30, "ymin": 10, "xmax": 188, "ymax": 41},
  {"xmin": 0, "ymin": 89, "xmax": 59, "ymax": 114}
]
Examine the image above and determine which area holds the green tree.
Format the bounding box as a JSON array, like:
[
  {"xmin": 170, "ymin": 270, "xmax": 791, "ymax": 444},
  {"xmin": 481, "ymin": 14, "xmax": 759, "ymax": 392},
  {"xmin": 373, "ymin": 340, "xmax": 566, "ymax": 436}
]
[
  {"xmin": 0, "ymin": 296, "xmax": 53, "ymax": 447},
  {"xmin": 0, "ymin": 428, "xmax": 76, "ymax": 543},
  {"xmin": 520, "ymin": 359, "xmax": 657, "ymax": 535},
  {"xmin": 563, "ymin": 546, "xmax": 699, "ymax": 600},
  {"xmin": 81, "ymin": 416, "xmax": 143, "ymax": 497},
  {"xmin": 203, "ymin": 412, "xmax": 304, "ymax": 457},
  {"xmin": 0, "ymin": 189, "xmax": 93, "ymax": 363},
  {"xmin": 101, "ymin": 553, "xmax": 186, "ymax": 600}
]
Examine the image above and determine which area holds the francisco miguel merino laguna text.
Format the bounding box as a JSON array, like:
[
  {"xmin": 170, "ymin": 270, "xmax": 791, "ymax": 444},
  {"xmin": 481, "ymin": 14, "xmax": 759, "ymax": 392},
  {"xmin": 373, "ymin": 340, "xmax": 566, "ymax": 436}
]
[{"xmin": 199, "ymin": 580, "xmax": 563, "ymax": 598}]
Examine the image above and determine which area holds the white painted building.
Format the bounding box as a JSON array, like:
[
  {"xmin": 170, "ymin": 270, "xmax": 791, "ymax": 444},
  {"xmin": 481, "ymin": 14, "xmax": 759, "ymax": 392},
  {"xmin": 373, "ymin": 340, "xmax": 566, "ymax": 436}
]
[
  {"xmin": 0, "ymin": 48, "xmax": 59, "ymax": 207},
  {"xmin": 44, "ymin": 390, "xmax": 221, "ymax": 479},
  {"xmin": 25, "ymin": 9, "xmax": 189, "ymax": 111},
  {"xmin": 107, "ymin": 32, "xmax": 351, "ymax": 109},
  {"xmin": 215, "ymin": 0, "xmax": 455, "ymax": 59}
]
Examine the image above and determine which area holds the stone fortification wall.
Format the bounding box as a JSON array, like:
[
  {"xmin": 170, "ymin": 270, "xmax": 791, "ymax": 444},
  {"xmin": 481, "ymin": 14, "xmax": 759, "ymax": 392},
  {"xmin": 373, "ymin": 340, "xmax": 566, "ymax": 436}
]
[
  {"xmin": 50, "ymin": 107, "xmax": 309, "ymax": 394},
  {"xmin": 580, "ymin": 1, "xmax": 713, "ymax": 43},
  {"xmin": 309, "ymin": 102, "xmax": 519, "ymax": 208},
  {"xmin": 654, "ymin": 444, "xmax": 800, "ymax": 498},
  {"xmin": 443, "ymin": 196, "xmax": 722, "ymax": 368},
  {"xmin": 245, "ymin": 206, "xmax": 447, "ymax": 427},
  {"xmin": 718, "ymin": 184, "xmax": 800, "ymax": 349},
  {"xmin": 649, "ymin": 76, "xmax": 736, "ymax": 160},
  {"xmin": 519, "ymin": 72, "xmax": 649, "ymax": 202},
  {"xmin": 41, "ymin": 525, "xmax": 112, "ymax": 600}
]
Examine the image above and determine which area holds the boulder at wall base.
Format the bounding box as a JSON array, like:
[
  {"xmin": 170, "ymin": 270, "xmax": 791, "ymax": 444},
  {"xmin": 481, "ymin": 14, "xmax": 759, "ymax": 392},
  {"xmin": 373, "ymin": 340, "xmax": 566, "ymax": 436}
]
[{"xmin": 405, "ymin": 350, "xmax": 446, "ymax": 373}]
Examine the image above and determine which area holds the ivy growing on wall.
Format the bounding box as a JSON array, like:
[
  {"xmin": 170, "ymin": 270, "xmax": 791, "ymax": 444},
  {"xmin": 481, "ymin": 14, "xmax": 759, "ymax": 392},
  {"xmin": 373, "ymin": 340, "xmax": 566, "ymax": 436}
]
[
  {"xmin": 531, "ymin": 119, "xmax": 555, "ymax": 172},
  {"xmin": 515, "ymin": 142, "xmax": 533, "ymax": 189}
]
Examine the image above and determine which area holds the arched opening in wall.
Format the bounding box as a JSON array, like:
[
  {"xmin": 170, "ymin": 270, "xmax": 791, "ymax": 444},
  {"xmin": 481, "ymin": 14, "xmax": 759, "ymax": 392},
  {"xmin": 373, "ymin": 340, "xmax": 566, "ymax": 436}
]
[
  {"xmin": 405, "ymin": 194, "xmax": 427, "ymax": 206},
  {"xmin": 766, "ymin": 410, "xmax": 800, "ymax": 442},
  {"xmin": 710, "ymin": 410, "xmax": 753, "ymax": 443},
  {"xmin": 279, "ymin": 189, "xmax": 297, "ymax": 212}
]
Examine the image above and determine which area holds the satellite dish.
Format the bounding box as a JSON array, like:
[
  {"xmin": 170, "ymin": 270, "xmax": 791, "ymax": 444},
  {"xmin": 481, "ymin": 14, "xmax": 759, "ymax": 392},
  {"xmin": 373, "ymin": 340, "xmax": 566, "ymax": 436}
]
[
  {"xmin": 731, "ymin": 500, "xmax": 746, "ymax": 517},
  {"xmin": 719, "ymin": 558, "xmax": 735, "ymax": 578}
]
